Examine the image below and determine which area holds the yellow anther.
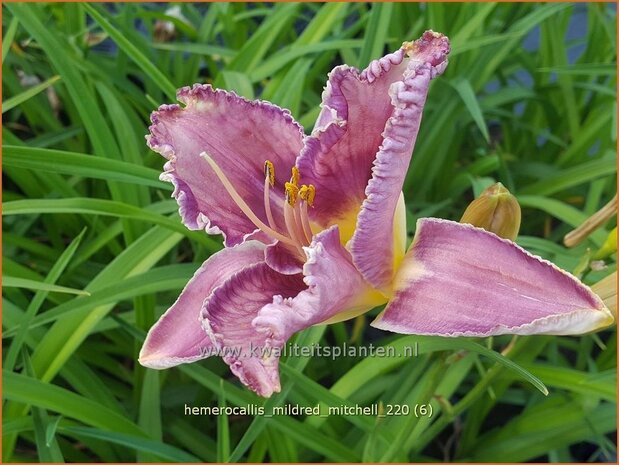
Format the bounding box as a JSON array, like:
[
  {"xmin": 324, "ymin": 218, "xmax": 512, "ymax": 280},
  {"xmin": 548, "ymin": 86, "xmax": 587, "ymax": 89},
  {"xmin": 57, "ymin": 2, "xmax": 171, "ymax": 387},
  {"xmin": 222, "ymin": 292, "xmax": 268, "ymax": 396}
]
[
  {"xmin": 264, "ymin": 160, "xmax": 275, "ymax": 187},
  {"xmin": 285, "ymin": 182, "xmax": 299, "ymax": 206},
  {"xmin": 299, "ymin": 184, "xmax": 316, "ymax": 207},
  {"xmin": 290, "ymin": 166, "xmax": 300, "ymax": 186}
]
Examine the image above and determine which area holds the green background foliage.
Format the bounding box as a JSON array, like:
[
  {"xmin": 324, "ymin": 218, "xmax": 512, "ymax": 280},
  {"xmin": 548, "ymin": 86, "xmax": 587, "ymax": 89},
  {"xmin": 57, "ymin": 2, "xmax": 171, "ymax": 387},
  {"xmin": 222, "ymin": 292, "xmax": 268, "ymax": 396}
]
[{"xmin": 2, "ymin": 2, "xmax": 617, "ymax": 462}]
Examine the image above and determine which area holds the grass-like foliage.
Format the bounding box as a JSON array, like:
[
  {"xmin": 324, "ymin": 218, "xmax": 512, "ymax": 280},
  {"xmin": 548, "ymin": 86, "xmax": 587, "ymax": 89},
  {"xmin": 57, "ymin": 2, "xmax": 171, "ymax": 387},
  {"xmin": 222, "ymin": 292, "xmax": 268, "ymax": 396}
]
[{"xmin": 2, "ymin": 2, "xmax": 617, "ymax": 463}]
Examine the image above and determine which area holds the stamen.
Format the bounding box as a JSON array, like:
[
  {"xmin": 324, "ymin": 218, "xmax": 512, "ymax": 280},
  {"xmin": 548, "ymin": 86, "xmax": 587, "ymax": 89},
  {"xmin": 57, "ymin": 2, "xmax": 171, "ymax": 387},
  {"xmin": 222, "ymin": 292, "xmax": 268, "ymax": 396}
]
[
  {"xmin": 200, "ymin": 152, "xmax": 295, "ymax": 246},
  {"xmin": 299, "ymin": 184, "xmax": 316, "ymax": 207},
  {"xmin": 292, "ymin": 202, "xmax": 310, "ymax": 246},
  {"xmin": 264, "ymin": 177, "xmax": 276, "ymax": 229},
  {"xmin": 285, "ymin": 182, "xmax": 299, "ymax": 207},
  {"xmin": 298, "ymin": 184, "xmax": 315, "ymax": 243},
  {"xmin": 290, "ymin": 166, "xmax": 300, "ymax": 186},
  {"xmin": 264, "ymin": 160, "xmax": 275, "ymax": 187},
  {"xmin": 284, "ymin": 203, "xmax": 305, "ymax": 255},
  {"xmin": 299, "ymin": 202, "xmax": 313, "ymax": 244}
]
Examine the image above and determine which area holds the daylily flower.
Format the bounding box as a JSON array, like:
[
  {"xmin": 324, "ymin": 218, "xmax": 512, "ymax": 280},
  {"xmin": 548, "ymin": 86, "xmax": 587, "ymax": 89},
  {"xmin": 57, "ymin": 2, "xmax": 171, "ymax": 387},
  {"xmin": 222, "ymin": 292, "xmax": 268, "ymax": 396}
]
[{"xmin": 139, "ymin": 31, "xmax": 614, "ymax": 397}]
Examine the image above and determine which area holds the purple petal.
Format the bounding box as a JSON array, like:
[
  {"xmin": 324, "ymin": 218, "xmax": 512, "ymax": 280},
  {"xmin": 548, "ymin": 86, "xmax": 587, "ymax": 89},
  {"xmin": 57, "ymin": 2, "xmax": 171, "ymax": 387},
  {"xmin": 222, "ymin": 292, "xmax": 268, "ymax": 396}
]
[
  {"xmin": 139, "ymin": 241, "xmax": 266, "ymax": 369},
  {"xmin": 372, "ymin": 218, "xmax": 614, "ymax": 336},
  {"xmin": 264, "ymin": 241, "xmax": 303, "ymax": 275},
  {"xmin": 148, "ymin": 84, "xmax": 305, "ymax": 247},
  {"xmin": 295, "ymin": 32, "xmax": 449, "ymax": 246},
  {"xmin": 254, "ymin": 226, "xmax": 388, "ymax": 366},
  {"xmin": 206, "ymin": 226, "xmax": 386, "ymax": 397},
  {"xmin": 201, "ymin": 263, "xmax": 306, "ymax": 397},
  {"xmin": 348, "ymin": 31, "xmax": 450, "ymax": 290}
]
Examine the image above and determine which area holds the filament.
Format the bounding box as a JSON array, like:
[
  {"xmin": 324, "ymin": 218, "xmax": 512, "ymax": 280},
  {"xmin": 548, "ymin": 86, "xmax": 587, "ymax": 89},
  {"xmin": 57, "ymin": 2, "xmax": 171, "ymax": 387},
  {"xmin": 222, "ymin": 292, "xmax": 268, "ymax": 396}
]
[{"xmin": 200, "ymin": 152, "xmax": 295, "ymax": 246}]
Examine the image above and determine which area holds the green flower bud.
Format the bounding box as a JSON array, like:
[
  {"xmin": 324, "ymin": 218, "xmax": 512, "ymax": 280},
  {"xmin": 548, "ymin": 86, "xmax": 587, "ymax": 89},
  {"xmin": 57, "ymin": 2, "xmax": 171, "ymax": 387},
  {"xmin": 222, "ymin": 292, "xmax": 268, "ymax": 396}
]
[
  {"xmin": 593, "ymin": 227, "xmax": 617, "ymax": 260},
  {"xmin": 460, "ymin": 182, "xmax": 521, "ymax": 241}
]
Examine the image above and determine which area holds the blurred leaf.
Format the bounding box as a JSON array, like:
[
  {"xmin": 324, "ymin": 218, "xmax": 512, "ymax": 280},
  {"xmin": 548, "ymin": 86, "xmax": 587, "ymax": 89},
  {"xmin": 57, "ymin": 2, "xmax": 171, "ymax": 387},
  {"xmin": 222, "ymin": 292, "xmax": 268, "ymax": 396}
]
[
  {"xmin": 519, "ymin": 156, "xmax": 616, "ymax": 196},
  {"xmin": 451, "ymin": 77, "xmax": 490, "ymax": 143},
  {"xmin": 217, "ymin": 380, "xmax": 230, "ymax": 463},
  {"xmin": 5, "ymin": 229, "xmax": 86, "ymax": 371},
  {"xmin": 82, "ymin": 3, "xmax": 176, "ymax": 99},
  {"xmin": 3, "ymin": 146, "xmax": 169, "ymax": 190},
  {"xmin": 519, "ymin": 364, "xmax": 615, "ymax": 402},
  {"xmin": 3, "ymin": 198, "xmax": 218, "ymax": 247},
  {"xmin": 23, "ymin": 351, "xmax": 65, "ymax": 463},
  {"xmin": 537, "ymin": 63, "xmax": 616, "ymax": 76},
  {"xmin": 3, "ymin": 277, "xmax": 90, "ymax": 296},
  {"xmin": 221, "ymin": 70, "xmax": 254, "ymax": 99},
  {"xmin": 58, "ymin": 426, "xmax": 200, "ymax": 463},
  {"xmin": 3, "ymin": 371, "xmax": 146, "ymax": 436},
  {"xmin": 2, "ymin": 76, "xmax": 61, "ymax": 113},
  {"xmin": 470, "ymin": 399, "xmax": 615, "ymax": 462},
  {"xmin": 2, "ymin": 15, "xmax": 19, "ymax": 61},
  {"xmin": 358, "ymin": 3, "xmax": 393, "ymax": 68}
]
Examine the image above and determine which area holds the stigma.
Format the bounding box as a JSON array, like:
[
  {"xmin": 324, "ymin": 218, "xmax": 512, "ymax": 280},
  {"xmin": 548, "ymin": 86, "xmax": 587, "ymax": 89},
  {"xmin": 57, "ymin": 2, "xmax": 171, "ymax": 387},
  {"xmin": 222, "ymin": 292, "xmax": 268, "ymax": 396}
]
[{"xmin": 200, "ymin": 152, "xmax": 316, "ymax": 256}]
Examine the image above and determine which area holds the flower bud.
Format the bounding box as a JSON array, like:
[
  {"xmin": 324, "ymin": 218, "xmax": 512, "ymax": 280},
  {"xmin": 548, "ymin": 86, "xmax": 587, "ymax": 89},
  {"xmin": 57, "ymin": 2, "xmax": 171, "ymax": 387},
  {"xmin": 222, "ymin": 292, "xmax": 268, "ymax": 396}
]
[
  {"xmin": 593, "ymin": 227, "xmax": 617, "ymax": 260},
  {"xmin": 460, "ymin": 183, "xmax": 521, "ymax": 241},
  {"xmin": 591, "ymin": 271, "xmax": 617, "ymax": 321}
]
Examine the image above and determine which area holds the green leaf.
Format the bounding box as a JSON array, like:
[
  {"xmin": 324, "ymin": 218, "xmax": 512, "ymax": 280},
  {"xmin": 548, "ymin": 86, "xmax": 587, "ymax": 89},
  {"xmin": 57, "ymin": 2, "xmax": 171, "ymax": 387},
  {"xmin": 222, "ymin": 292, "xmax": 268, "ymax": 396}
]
[
  {"xmin": 221, "ymin": 70, "xmax": 254, "ymax": 99},
  {"xmin": 331, "ymin": 336, "xmax": 548, "ymax": 399},
  {"xmin": 2, "ymin": 198, "xmax": 219, "ymax": 248},
  {"xmin": 2, "ymin": 15, "xmax": 19, "ymax": 62},
  {"xmin": 81, "ymin": 3, "xmax": 176, "ymax": 100},
  {"xmin": 250, "ymin": 39, "xmax": 361, "ymax": 81},
  {"xmin": 358, "ymin": 3, "xmax": 393, "ymax": 68},
  {"xmin": 3, "ymin": 371, "xmax": 146, "ymax": 436},
  {"xmin": 268, "ymin": 415, "xmax": 359, "ymax": 462},
  {"xmin": 3, "ymin": 276, "xmax": 90, "ymax": 296},
  {"xmin": 2, "ymin": 76, "xmax": 61, "ymax": 114},
  {"xmin": 518, "ymin": 195, "xmax": 606, "ymax": 246},
  {"xmin": 518, "ymin": 364, "xmax": 616, "ymax": 402},
  {"xmin": 152, "ymin": 42, "xmax": 234, "ymax": 58},
  {"xmin": 3, "ymin": 265, "xmax": 194, "ymax": 335},
  {"xmin": 216, "ymin": 380, "xmax": 230, "ymax": 463},
  {"xmin": 46, "ymin": 416, "xmax": 63, "ymax": 447},
  {"xmin": 5, "ymin": 229, "xmax": 86, "ymax": 371},
  {"xmin": 225, "ymin": 3, "xmax": 300, "ymax": 73},
  {"xmin": 470, "ymin": 400, "xmax": 616, "ymax": 462},
  {"xmin": 537, "ymin": 63, "xmax": 616, "ymax": 76},
  {"xmin": 3, "ymin": 146, "xmax": 169, "ymax": 190},
  {"xmin": 228, "ymin": 326, "xmax": 326, "ymax": 462},
  {"xmin": 58, "ymin": 426, "xmax": 200, "ymax": 463},
  {"xmin": 451, "ymin": 78, "xmax": 490, "ymax": 143},
  {"xmin": 6, "ymin": 3, "xmax": 121, "ymax": 162},
  {"xmin": 22, "ymin": 350, "xmax": 65, "ymax": 463},
  {"xmin": 137, "ymin": 369, "xmax": 162, "ymax": 462},
  {"xmin": 519, "ymin": 156, "xmax": 616, "ymax": 196}
]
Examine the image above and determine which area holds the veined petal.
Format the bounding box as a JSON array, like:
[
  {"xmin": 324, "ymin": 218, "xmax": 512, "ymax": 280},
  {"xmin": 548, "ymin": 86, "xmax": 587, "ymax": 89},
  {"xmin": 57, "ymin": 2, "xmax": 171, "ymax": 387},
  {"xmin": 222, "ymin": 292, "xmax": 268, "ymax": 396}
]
[
  {"xmin": 148, "ymin": 84, "xmax": 305, "ymax": 247},
  {"xmin": 139, "ymin": 241, "xmax": 266, "ymax": 369},
  {"xmin": 372, "ymin": 218, "xmax": 614, "ymax": 337},
  {"xmin": 265, "ymin": 241, "xmax": 303, "ymax": 275},
  {"xmin": 254, "ymin": 226, "xmax": 387, "ymax": 363},
  {"xmin": 349, "ymin": 31, "xmax": 450, "ymax": 290},
  {"xmin": 201, "ymin": 263, "xmax": 306, "ymax": 397},
  {"xmin": 296, "ymin": 32, "xmax": 448, "ymax": 244}
]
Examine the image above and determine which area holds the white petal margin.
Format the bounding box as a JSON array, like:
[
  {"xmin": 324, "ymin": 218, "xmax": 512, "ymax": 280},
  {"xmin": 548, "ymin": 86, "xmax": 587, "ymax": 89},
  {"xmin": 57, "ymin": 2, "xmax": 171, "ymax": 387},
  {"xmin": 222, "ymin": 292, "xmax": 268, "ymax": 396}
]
[{"xmin": 372, "ymin": 218, "xmax": 614, "ymax": 337}]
